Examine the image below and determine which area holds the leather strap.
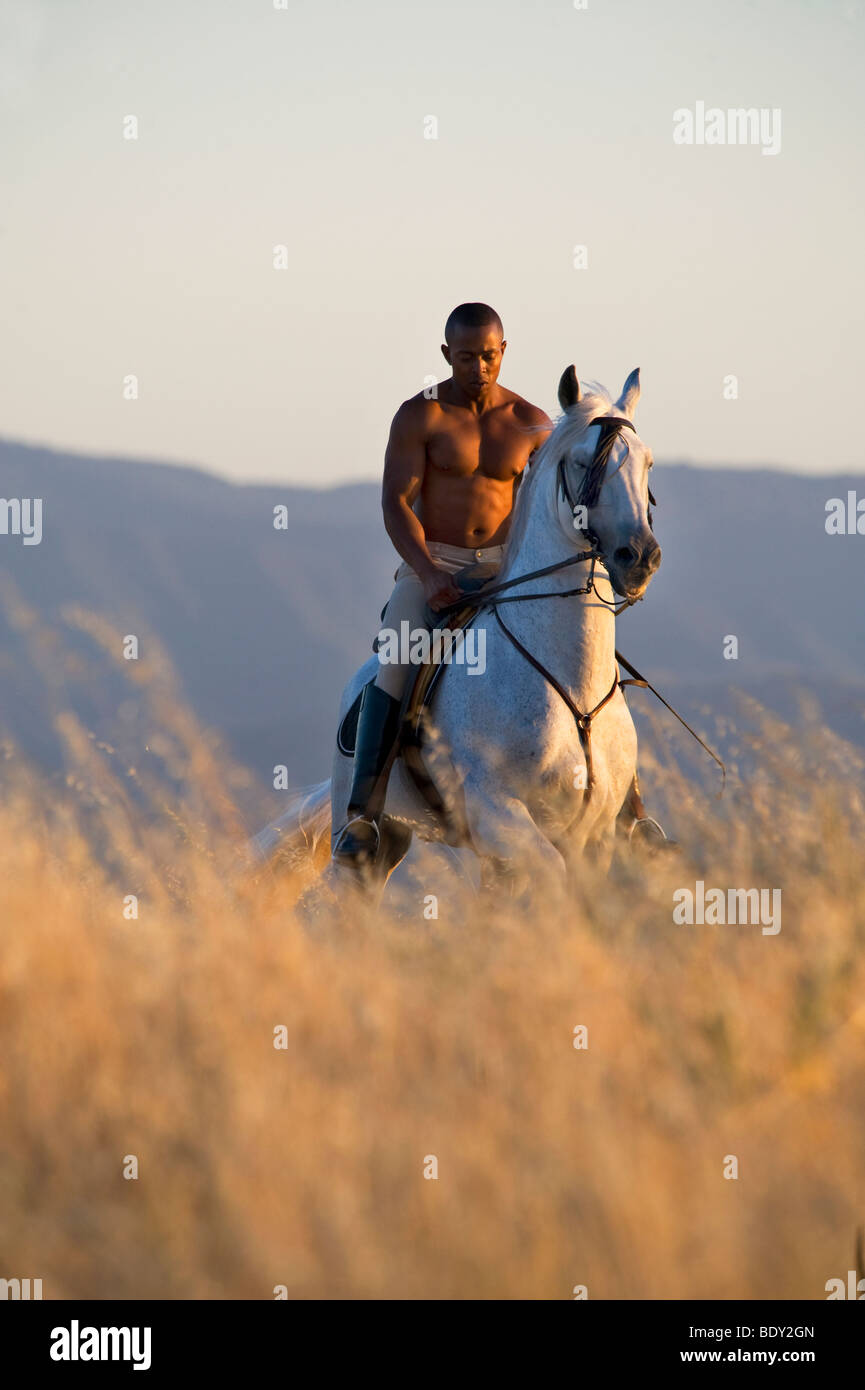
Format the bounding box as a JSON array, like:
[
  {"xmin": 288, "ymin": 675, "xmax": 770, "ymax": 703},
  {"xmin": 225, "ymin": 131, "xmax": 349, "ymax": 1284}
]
[
  {"xmin": 492, "ymin": 605, "xmax": 620, "ymax": 803},
  {"xmin": 430, "ymin": 548, "xmax": 601, "ymax": 621},
  {"xmin": 613, "ymin": 649, "xmax": 726, "ymax": 789}
]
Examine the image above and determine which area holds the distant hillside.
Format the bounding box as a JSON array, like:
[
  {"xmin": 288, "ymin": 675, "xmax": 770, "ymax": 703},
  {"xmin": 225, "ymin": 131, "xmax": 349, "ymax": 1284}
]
[{"xmin": 1, "ymin": 438, "xmax": 863, "ymax": 801}]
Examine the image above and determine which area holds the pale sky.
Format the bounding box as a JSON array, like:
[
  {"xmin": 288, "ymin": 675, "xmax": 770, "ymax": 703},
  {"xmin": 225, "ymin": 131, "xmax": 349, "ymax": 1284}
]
[{"xmin": 2, "ymin": 0, "xmax": 863, "ymax": 484}]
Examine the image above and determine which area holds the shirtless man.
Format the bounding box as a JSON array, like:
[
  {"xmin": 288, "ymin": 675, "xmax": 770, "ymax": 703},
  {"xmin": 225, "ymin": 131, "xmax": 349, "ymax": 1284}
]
[
  {"xmin": 332, "ymin": 302, "xmax": 550, "ymax": 868},
  {"xmin": 332, "ymin": 303, "xmax": 666, "ymax": 870}
]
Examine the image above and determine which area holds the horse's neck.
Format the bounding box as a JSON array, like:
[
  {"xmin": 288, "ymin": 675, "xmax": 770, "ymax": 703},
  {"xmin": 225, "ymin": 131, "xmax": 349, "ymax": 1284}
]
[{"xmin": 498, "ymin": 481, "xmax": 617, "ymax": 704}]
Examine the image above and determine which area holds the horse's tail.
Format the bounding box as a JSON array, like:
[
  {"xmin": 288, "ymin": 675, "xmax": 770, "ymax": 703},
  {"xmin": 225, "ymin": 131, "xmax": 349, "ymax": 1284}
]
[{"xmin": 246, "ymin": 779, "xmax": 332, "ymax": 870}]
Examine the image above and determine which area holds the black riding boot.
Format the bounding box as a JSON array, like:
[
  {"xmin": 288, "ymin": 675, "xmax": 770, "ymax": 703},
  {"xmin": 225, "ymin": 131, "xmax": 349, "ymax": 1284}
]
[{"xmin": 332, "ymin": 683, "xmax": 402, "ymax": 869}]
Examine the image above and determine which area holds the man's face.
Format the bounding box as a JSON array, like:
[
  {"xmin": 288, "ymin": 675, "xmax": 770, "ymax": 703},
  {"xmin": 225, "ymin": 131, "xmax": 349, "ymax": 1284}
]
[{"xmin": 441, "ymin": 325, "xmax": 506, "ymax": 398}]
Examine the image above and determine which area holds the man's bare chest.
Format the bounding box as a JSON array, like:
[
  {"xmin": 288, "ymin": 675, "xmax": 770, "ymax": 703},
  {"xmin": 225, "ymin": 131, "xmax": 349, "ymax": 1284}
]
[{"xmin": 425, "ymin": 417, "xmax": 527, "ymax": 481}]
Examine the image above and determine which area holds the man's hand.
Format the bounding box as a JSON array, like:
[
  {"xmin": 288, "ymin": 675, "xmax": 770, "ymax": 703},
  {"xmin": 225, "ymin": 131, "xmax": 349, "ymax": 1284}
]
[{"xmin": 421, "ymin": 565, "xmax": 462, "ymax": 612}]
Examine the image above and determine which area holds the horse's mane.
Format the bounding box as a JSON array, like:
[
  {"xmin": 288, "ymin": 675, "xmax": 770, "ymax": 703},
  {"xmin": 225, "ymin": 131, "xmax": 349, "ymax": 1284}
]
[{"xmin": 502, "ymin": 381, "xmax": 614, "ymax": 567}]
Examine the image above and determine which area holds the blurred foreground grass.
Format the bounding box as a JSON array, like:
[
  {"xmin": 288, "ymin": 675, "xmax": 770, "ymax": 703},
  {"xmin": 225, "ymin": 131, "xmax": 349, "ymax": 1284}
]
[{"xmin": 1, "ymin": 624, "xmax": 864, "ymax": 1299}]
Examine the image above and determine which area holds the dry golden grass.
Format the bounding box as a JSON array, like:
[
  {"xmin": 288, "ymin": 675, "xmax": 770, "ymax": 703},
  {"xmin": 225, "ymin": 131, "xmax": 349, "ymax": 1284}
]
[{"xmin": 1, "ymin": 631, "xmax": 864, "ymax": 1299}]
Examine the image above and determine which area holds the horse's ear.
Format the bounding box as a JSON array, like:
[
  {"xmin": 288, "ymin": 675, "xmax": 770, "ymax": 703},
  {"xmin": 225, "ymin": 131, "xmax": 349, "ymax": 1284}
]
[
  {"xmin": 557, "ymin": 364, "xmax": 582, "ymax": 410},
  {"xmin": 616, "ymin": 367, "xmax": 641, "ymax": 418}
]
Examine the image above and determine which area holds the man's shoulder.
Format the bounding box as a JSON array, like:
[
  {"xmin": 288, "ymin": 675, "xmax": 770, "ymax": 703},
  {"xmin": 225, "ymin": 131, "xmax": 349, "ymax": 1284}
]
[
  {"xmin": 390, "ymin": 390, "xmax": 441, "ymax": 432},
  {"xmin": 398, "ymin": 387, "xmax": 439, "ymax": 412},
  {"xmin": 501, "ymin": 389, "xmax": 552, "ymax": 430}
]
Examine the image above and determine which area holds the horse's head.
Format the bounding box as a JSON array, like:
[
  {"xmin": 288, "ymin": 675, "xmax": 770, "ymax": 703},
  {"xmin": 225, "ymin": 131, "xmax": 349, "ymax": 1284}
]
[{"xmin": 556, "ymin": 365, "xmax": 661, "ymax": 601}]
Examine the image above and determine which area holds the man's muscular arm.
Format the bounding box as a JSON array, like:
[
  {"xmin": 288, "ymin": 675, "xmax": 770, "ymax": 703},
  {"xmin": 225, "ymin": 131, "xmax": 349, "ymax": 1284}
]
[
  {"xmin": 511, "ymin": 401, "xmax": 553, "ymax": 510},
  {"xmin": 381, "ymin": 400, "xmax": 461, "ymax": 611},
  {"xmin": 523, "ymin": 402, "xmax": 553, "ymax": 464}
]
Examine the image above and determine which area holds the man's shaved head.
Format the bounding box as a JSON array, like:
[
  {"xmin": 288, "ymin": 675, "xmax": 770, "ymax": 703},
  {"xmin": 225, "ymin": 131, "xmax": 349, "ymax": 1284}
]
[
  {"xmin": 440, "ymin": 303, "xmax": 507, "ymax": 402},
  {"xmin": 444, "ymin": 302, "xmax": 504, "ymax": 345}
]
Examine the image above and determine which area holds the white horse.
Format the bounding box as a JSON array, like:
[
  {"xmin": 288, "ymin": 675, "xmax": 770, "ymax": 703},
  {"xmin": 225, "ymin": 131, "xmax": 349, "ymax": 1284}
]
[{"xmin": 250, "ymin": 366, "xmax": 661, "ymax": 893}]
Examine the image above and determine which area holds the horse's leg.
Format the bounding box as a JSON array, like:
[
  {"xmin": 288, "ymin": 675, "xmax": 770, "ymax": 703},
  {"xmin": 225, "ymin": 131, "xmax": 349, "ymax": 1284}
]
[
  {"xmin": 616, "ymin": 770, "xmax": 643, "ymax": 836},
  {"xmin": 377, "ymin": 817, "xmax": 413, "ymax": 886},
  {"xmin": 465, "ymin": 783, "xmax": 567, "ymax": 898},
  {"xmin": 586, "ymin": 823, "xmax": 617, "ymax": 875}
]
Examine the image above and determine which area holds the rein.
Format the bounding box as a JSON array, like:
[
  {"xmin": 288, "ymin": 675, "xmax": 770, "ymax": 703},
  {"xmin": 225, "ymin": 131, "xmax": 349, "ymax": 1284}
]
[{"xmin": 442, "ymin": 547, "xmax": 633, "ymax": 612}]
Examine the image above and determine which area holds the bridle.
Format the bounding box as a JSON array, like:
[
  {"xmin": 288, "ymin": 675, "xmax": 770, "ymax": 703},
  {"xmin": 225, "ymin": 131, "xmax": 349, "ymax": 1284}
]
[
  {"xmin": 493, "ymin": 416, "xmax": 649, "ymax": 799},
  {"xmin": 431, "ymin": 411, "xmax": 724, "ymax": 800},
  {"xmin": 558, "ymin": 412, "xmax": 656, "ymax": 542}
]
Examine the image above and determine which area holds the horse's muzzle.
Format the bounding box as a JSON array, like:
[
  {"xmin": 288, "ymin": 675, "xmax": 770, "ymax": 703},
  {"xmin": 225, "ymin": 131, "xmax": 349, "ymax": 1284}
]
[{"xmin": 611, "ymin": 537, "xmax": 661, "ymax": 597}]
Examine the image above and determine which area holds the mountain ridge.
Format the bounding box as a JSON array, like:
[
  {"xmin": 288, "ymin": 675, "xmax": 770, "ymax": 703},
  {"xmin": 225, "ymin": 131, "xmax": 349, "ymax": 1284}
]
[{"xmin": 2, "ymin": 436, "xmax": 863, "ymax": 795}]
